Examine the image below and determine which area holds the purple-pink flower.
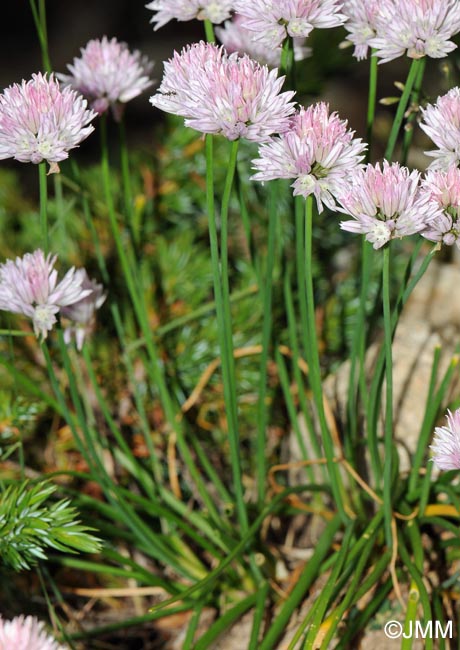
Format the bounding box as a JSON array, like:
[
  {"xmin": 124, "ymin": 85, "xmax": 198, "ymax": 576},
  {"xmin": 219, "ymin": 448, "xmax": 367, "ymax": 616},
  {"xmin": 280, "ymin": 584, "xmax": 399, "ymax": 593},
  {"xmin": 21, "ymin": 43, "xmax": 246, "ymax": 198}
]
[
  {"xmin": 150, "ymin": 42, "xmax": 296, "ymax": 142},
  {"xmin": 233, "ymin": 0, "xmax": 346, "ymax": 49},
  {"xmin": 61, "ymin": 270, "xmax": 106, "ymax": 350},
  {"xmin": 338, "ymin": 161, "xmax": 440, "ymax": 249},
  {"xmin": 146, "ymin": 0, "xmax": 232, "ymax": 29},
  {"xmin": 431, "ymin": 409, "xmax": 460, "ymax": 470},
  {"xmin": 341, "ymin": 0, "xmax": 380, "ymax": 60},
  {"xmin": 216, "ymin": 14, "xmax": 311, "ymax": 68},
  {"xmin": 420, "ymin": 167, "xmax": 460, "ymax": 247},
  {"xmin": 0, "ymin": 73, "xmax": 96, "ymax": 173},
  {"xmin": 58, "ymin": 37, "xmax": 154, "ymax": 122},
  {"xmin": 0, "ymin": 615, "xmax": 66, "ymax": 650},
  {"xmin": 0, "ymin": 250, "xmax": 92, "ymax": 340},
  {"xmin": 369, "ymin": 0, "xmax": 460, "ymax": 63},
  {"xmin": 251, "ymin": 103, "xmax": 366, "ymax": 212},
  {"xmin": 420, "ymin": 88, "xmax": 460, "ymax": 171}
]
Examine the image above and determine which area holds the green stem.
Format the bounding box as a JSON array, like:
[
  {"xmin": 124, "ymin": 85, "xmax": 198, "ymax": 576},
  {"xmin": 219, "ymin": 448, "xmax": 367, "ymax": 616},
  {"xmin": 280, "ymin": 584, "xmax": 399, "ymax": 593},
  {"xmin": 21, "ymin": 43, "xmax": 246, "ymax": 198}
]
[
  {"xmin": 303, "ymin": 196, "xmax": 347, "ymax": 521},
  {"xmin": 39, "ymin": 162, "xmax": 49, "ymax": 254},
  {"xmin": 345, "ymin": 54, "xmax": 378, "ymax": 472},
  {"xmin": 205, "ymin": 134, "xmax": 248, "ymax": 535},
  {"xmin": 382, "ymin": 245, "xmax": 393, "ymax": 549},
  {"xmin": 401, "ymin": 58, "xmax": 426, "ymax": 164},
  {"xmin": 256, "ymin": 181, "xmax": 278, "ymax": 503},
  {"xmin": 29, "ymin": 0, "xmax": 52, "ymax": 72},
  {"xmin": 366, "ymin": 52, "xmax": 378, "ymax": 156},
  {"xmin": 280, "ymin": 36, "xmax": 295, "ymax": 88},
  {"xmin": 118, "ymin": 118, "xmax": 137, "ymax": 242},
  {"xmin": 204, "ymin": 19, "xmax": 215, "ymax": 43},
  {"xmin": 384, "ymin": 59, "xmax": 422, "ymax": 161},
  {"xmin": 100, "ymin": 116, "xmax": 214, "ymax": 524}
]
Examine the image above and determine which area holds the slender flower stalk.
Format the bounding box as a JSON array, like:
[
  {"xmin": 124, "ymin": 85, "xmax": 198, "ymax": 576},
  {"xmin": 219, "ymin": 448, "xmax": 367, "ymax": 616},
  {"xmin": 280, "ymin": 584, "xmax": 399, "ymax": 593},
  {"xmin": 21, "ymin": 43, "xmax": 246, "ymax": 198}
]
[
  {"xmin": 205, "ymin": 134, "xmax": 249, "ymax": 533},
  {"xmin": 346, "ymin": 52, "xmax": 379, "ymax": 469},
  {"xmin": 382, "ymin": 245, "xmax": 394, "ymax": 548},
  {"xmin": 39, "ymin": 162, "xmax": 49, "ymax": 254},
  {"xmin": 302, "ymin": 196, "xmax": 347, "ymax": 521},
  {"xmin": 384, "ymin": 59, "xmax": 422, "ymax": 161},
  {"xmin": 29, "ymin": 0, "xmax": 52, "ymax": 72},
  {"xmin": 256, "ymin": 181, "xmax": 278, "ymax": 503}
]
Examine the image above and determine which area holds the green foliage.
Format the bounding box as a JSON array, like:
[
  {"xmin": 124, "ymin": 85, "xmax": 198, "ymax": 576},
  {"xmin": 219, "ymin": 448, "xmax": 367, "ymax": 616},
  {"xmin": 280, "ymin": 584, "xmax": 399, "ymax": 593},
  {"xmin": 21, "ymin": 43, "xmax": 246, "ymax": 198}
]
[{"xmin": 0, "ymin": 480, "xmax": 102, "ymax": 571}]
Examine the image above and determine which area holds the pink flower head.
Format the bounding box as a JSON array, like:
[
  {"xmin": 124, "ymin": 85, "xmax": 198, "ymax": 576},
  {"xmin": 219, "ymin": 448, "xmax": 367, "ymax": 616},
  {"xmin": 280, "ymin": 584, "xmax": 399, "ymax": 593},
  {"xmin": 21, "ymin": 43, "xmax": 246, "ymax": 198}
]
[
  {"xmin": 338, "ymin": 161, "xmax": 441, "ymax": 249},
  {"xmin": 150, "ymin": 42, "xmax": 296, "ymax": 142},
  {"xmin": 369, "ymin": 0, "xmax": 460, "ymax": 63},
  {"xmin": 430, "ymin": 409, "xmax": 460, "ymax": 470},
  {"xmin": 216, "ymin": 14, "xmax": 311, "ymax": 68},
  {"xmin": 61, "ymin": 270, "xmax": 106, "ymax": 350},
  {"xmin": 146, "ymin": 0, "xmax": 232, "ymax": 29},
  {"xmin": 58, "ymin": 37, "xmax": 154, "ymax": 122},
  {"xmin": 341, "ymin": 0, "xmax": 380, "ymax": 60},
  {"xmin": 0, "ymin": 250, "xmax": 92, "ymax": 340},
  {"xmin": 0, "ymin": 615, "xmax": 66, "ymax": 650},
  {"xmin": 420, "ymin": 88, "xmax": 460, "ymax": 171},
  {"xmin": 233, "ymin": 0, "xmax": 346, "ymax": 49},
  {"xmin": 251, "ymin": 103, "xmax": 366, "ymax": 212},
  {"xmin": 420, "ymin": 167, "xmax": 460, "ymax": 247},
  {"xmin": 0, "ymin": 73, "xmax": 96, "ymax": 172}
]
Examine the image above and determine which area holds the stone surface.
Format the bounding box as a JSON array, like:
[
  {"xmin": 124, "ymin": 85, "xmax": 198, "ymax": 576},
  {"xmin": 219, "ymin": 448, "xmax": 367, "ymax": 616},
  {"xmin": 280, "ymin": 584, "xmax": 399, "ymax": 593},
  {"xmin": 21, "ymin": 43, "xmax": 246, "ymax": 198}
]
[{"xmin": 289, "ymin": 259, "xmax": 460, "ymax": 474}]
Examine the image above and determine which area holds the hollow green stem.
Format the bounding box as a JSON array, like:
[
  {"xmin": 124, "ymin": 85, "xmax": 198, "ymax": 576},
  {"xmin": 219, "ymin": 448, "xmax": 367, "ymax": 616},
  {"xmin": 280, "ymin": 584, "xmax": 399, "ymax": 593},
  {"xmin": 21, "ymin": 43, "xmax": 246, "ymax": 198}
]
[
  {"xmin": 39, "ymin": 162, "xmax": 49, "ymax": 254},
  {"xmin": 346, "ymin": 54, "xmax": 378, "ymax": 470},
  {"xmin": 100, "ymin": 117, "xmax": 214, "ymax": 523},
  {"xmin": 204, "ymin": 19, "xmax": 215, "ymax": 43},
  {"xmin": 29, "ymin": 0, "xmax": 52, "ymax": 72},
  {"xmin": 366, "ymin": 53, "xmax": 378, "ymax": 156},
  {"xmin": 256, "ymin": 181, "xmax": 278, "ymax": 503},
  {"xmin": 118, "ymin": 117, "xmax": 137, "ymax": 242},
  {"xmin": 382, "ymin": 245, "xmax": 393, "ymax": 549},
  {"xmin": 303, "ymin": 196, "xmax": 347, "ymax": 521},
  {"xmin": 205, "ymin": 134, "xmax": 248, "ymax": 535},
  {"xmin": 280, "ymin": 36, "xmax": 295, "ymax": 88},
  {"xmin": 384, "ymin": 59, "xmax": 422, "ymax": 161},
  {"xmin": 401, "ymin": 58, "xmax": 426, "ymax": 164}
]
